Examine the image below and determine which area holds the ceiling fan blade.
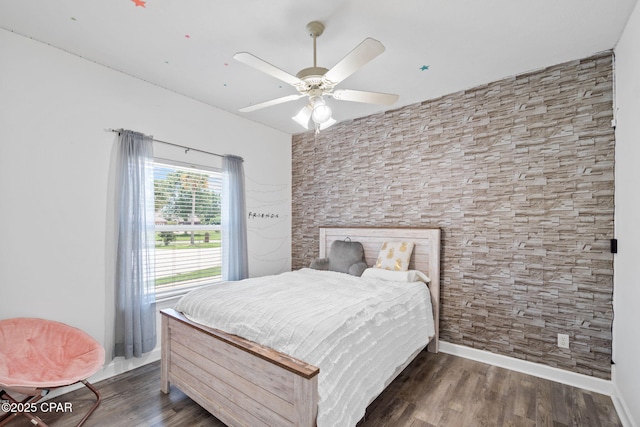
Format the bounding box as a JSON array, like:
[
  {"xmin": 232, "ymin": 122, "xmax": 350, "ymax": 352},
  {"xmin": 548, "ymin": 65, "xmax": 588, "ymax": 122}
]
[
  {"xmin": 234, "ymin": 52, "xmax": 305, "ymax": 87},
  {"xmin": 239, "ymin": 94, "xmax": 304, "ymax": 113},
  {"xmin": 331, "ymin": 89, "xmax": 399, "ymax": 105},
  {"xmin": 323, "ymin": 38, "xmax": 385, "ymax": 86},
  {"xmin": 292, "ymin": 104, "xmax": 312, "ymax": 129}
]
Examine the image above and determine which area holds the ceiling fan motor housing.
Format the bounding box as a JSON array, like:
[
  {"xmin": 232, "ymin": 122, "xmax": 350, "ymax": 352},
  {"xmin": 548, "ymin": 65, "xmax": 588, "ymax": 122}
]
[{"xmin": 296, "ymin": 67, "xmax": 331, "ymax": 91}]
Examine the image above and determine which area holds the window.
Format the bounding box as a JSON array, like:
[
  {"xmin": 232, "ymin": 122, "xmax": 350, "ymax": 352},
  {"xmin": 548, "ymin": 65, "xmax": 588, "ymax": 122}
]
[{"xmin": 153, "ymin": 161, "xmax": 222, "ymax": 298}]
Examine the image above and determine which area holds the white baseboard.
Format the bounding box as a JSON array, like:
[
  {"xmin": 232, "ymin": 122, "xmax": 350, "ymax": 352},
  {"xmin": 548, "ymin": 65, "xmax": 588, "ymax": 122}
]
[
  {"xmin": 610, "ymin": 365, "xmax": 638, "ymax": 427},
  {"xmin": 611, "ymin": 385, "xmax": 637, "ymax": 427},
  {"xmin": 439, "ymin": 341, "xmax": 613, "ymax": 395},
  {"xmin": 94, "ymin": 347, "xmax": 162, "ymax": 382}
]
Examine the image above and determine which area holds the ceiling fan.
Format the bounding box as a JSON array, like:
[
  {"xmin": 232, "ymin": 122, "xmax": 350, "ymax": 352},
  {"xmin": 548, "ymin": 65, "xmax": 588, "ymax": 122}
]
[{"xmin": 234, "ymin": 21, "xmax": 399, "ymax": 132}]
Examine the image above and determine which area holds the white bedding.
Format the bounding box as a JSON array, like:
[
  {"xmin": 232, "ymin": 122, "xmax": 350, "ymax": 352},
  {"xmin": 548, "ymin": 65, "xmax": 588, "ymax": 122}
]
[{"xmin": 174, "ymin": 268, "xmax": 435, "ymax": 427}]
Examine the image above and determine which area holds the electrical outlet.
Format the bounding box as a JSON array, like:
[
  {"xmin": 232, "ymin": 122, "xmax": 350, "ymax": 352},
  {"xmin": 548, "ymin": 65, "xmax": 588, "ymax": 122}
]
[{"xmin": 558, "ymin": 333, "xmax": 570, "ymax": 349}]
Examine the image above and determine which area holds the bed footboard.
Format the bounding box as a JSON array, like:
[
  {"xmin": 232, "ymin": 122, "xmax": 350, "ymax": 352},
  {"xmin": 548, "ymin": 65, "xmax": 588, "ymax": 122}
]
[{"xmin": 161, "ymin": 309, "xmax": 319, "ymax": 427}]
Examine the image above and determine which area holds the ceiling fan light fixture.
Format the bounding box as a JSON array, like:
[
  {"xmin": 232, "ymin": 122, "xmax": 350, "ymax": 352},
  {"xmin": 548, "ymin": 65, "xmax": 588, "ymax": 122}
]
[
  {"xmin": 319, "ymin": 117, "xmax": 337, "ymax": 130},
  {"xmin": 292, "ymin": 105, "xmax": 312, "ymax": 129},
  {"xmin": 310, "ymin": 96, "xmax": 332, "ymax": 124}
]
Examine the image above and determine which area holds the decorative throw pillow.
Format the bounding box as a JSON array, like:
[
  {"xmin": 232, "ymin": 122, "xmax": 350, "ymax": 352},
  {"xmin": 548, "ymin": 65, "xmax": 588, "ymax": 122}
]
[{"xmin": 374, "ymin": 241, "xmax": 414, "ymax": 271}]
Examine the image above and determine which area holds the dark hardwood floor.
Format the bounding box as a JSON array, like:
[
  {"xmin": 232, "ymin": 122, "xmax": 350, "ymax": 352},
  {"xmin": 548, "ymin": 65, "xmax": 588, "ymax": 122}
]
[{"xmin": 2, "ymin": 351, "xmax": 621, "ymax": 427}]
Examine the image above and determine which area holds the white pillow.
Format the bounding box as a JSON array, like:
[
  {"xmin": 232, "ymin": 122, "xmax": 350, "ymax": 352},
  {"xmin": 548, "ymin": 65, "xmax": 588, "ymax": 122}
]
[
  {"xmin": 361, "ymin": 268, "xmax": 430, "ymax": 284},
  {"xmin": 374, "ymin": 241, "xmax": 414, "ymax": 271}
]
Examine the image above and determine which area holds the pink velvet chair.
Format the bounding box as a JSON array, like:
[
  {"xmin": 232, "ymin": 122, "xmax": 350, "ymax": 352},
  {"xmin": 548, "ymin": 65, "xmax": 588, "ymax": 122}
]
[{"xmin": 0, "ymin": 318, "xmax": 105, "ymax": 427}]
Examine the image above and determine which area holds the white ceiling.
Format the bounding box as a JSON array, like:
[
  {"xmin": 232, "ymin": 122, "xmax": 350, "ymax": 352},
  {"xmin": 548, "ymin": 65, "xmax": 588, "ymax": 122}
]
[{"xmin": 1, "ymin": 0, "xmax": 637, "ymax": 135}]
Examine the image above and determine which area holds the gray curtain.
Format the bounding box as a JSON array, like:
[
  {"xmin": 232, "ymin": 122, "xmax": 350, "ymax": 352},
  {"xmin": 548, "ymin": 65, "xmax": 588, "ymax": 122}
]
[
  {"xmin": 222, "ymin": 155, "xmax": 249, "ymax": 281},
  {"xmin": 114, "ymin": 130, "xmax": 157, "ymax": 358}
]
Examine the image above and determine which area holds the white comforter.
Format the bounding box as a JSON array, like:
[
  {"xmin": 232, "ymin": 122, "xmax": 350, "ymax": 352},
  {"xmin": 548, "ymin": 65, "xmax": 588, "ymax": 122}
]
[{"xmin": 174, "ymin": 268, "xmax": 435, "ymax": 427}]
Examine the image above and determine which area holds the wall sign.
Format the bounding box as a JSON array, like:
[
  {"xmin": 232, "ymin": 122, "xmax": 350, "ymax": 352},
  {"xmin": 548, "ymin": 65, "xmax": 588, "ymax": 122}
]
[{"xmin": 248, "ymin": 212, "xmax": 279, "ymax": 219}]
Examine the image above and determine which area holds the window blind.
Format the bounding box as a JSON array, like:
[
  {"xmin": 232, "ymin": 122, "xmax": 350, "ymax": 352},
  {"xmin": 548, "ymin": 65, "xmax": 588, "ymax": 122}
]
[{"xmin": 153, "ymin": 162, "xmax": 222, "ymax": 298}]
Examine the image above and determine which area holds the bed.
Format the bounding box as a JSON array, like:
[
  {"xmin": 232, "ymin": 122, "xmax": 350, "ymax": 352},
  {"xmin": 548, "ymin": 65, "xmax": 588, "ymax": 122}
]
[{"xmin": 160, "ymin": 227, "xmax": 440, "ymax": 426}]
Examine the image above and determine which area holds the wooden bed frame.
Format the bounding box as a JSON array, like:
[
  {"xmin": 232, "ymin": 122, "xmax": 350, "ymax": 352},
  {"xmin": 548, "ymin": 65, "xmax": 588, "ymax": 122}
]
[{"xmin": 160, "ymin": 227, "xmax": 441, "ymax": 426}]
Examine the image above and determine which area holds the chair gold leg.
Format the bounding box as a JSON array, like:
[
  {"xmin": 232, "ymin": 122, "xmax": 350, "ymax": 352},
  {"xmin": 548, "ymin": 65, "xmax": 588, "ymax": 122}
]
[
  {"xmin": 0, "ymin": 390, "xmax": 49, "ymax": 427},
  {"xmin": 75, "ymin": 380, "xmax": 101, "ymax": 427},
  {"xmin": 0, "ymin": 379, "xmax": 100, "ymax": 427}
]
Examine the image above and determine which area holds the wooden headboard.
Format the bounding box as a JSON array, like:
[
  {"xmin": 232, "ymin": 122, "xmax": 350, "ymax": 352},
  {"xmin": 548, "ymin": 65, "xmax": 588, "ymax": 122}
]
[{"xmin": 318, "ymin": 227, "xmax": 441, "ymax": 353}]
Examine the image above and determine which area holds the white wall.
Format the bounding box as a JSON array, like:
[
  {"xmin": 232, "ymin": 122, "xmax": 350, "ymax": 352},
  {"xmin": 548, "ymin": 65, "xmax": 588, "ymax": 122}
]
[
  {"xmin": 0, "ymin": 29, "xmax": 291, "ymax": 376},
  {"xmin": 613, "ymin": 2, "xmax": 640, "ymax": 426}
]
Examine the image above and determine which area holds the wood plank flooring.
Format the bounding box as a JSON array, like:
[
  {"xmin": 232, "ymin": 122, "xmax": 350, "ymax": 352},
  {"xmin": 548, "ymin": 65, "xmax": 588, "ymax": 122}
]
[{"xmin": 2, "ymin": 351, "xmax": 621, "ymax": 426}]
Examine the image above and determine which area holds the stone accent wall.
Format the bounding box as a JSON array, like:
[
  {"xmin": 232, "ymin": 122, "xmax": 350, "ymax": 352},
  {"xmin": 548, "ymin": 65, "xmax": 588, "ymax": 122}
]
[{"xmin": 291, "ymin": 53, "xmax": 615, "ymax": 379}]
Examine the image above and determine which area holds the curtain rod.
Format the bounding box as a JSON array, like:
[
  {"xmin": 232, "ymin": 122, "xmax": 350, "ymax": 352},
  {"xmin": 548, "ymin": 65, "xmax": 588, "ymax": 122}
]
[{"xmin": 106, "ymin": 128, "xmax": 223, "ymax": 158}]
